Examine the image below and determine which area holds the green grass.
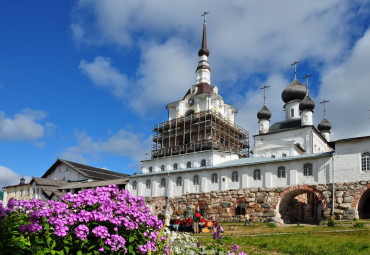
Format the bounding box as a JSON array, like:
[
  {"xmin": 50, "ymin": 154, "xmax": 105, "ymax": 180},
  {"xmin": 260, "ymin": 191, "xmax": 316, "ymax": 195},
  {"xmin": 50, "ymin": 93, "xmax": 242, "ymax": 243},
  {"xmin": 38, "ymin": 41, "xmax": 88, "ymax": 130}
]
[{"xmin": 194, "ymin": 221, "xmax": 370, "ymax": 255}]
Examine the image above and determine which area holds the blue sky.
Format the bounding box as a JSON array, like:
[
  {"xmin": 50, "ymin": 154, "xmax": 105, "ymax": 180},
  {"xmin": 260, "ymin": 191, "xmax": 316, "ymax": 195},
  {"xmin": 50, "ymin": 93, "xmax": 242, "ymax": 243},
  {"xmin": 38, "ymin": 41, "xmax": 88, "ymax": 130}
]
[{"xmin": 1, "ymin": 0, "xmax": 370, "ymax": 188}]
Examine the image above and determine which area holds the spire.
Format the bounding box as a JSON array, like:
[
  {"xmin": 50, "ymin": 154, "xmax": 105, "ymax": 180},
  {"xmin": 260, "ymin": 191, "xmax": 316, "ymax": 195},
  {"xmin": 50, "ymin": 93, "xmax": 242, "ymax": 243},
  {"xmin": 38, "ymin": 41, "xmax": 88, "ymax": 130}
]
[
  {"xmin": 290, "ymin": 61, "xmax": 300, "ymax": 80},
  {"xmin": 198, "ymin": 11, "xmax": 210, "ymax": 57}
]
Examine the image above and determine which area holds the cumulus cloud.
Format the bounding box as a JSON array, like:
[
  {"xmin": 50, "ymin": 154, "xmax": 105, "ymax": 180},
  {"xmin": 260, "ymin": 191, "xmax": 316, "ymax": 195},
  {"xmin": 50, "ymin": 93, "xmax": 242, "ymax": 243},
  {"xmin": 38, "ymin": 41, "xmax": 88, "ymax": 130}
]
[
  {"xmin": 0, "ymin": 166, "xmax": 32, "ymax": 189},
  {"xmin": 0, "ymin": 109, "xmax": 51, "ymax": 141},
  {"xmin": 316, "ymin": 28, "xmax": 370, "ymax": 140},
  {"xmin": 79, "ymin": 56, "xmax": 129, "ymax": 98},
  {"xmin": 60, "ymin": 129, "xmax": 151, "ymax": 165}
]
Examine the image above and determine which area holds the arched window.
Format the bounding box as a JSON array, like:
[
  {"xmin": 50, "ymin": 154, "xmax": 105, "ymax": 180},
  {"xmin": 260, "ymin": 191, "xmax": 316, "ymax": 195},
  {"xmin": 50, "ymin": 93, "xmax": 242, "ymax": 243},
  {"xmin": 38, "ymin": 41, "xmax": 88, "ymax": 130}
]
[
  {"xmin": 160, "ymin": 178, "xmax": 166, "ymax": 187},
  {"xmin": 132, "ymin": 181, "xmax": 137, "ymax": 190},
  {"xmin": 211, "ymin": 173, "xmax": 218, "ymax": 183},
  {"xmin": 187, "ymin": 161, "xmax": 192, "ymax": 168},
  {"xmin": 235, "ymin": 202, "xmax": 246, "ymax": 215},
  {"xmin": 176, "ymin": 177, "xmax": 182, "ymax": 186},
  {"xmin": 149, "ymin": 166, "xmax": 153, "ymax": 173},
  {"xmin": 193, "ymin": 175, "xmax": 199, "ymax": 185},
  {"xmin": 278, "ymin": 166, "xmax": 286, "ymax": 178},
  {"xmin": 361, "ymin": 152, "xmax": 370, "ymax": 171},
  {"xmin": 271, "ymin": 155, "xmax": 275, "ymax": 158},
  {"xmin": 146, "ymin": 180, "xmax": 151, "ymax": 189},
  {"xmin": 232, "ymin": 171, "xmax": 238, "ymax": 182},
  {"xmin": 173, "ymin": 163, "xmax": 178, "ymax": 170},
  {"xmin": 282, "ymin": 153, "xmax": 287, "ymax": 157},
  {"xmin": 254, "ymin": 169, "xmax": 261, "ymax": 180},
  {"xmin": 201, "ymin": 159, "xmax": 207, "ymax": 167},
  {"xmin": 304, "ymin": 163, "xmax": 313, "ymax": 176},
  {"xmin": 185, "ymin": 110, "xmax": 195, "ymax": 117},
  {"xmin": 161, "ymin": 165, "xmax": 165, "ymax": 171},
  {"xmin": 291, "ymin": 108, "xmax": 294, "ymax": 117}
]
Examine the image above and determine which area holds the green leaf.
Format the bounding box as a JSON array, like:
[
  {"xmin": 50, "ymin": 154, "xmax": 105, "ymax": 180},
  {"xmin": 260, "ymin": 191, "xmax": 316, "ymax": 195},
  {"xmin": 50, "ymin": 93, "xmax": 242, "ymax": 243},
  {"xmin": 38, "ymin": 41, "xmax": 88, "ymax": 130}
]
[
  {"xmin": 77, "ymin": 250, "xmax": 82, "ymax": 255},
  {"xmin": 129, "ymin": 236, "xmax": 136, "ymax": 243}
]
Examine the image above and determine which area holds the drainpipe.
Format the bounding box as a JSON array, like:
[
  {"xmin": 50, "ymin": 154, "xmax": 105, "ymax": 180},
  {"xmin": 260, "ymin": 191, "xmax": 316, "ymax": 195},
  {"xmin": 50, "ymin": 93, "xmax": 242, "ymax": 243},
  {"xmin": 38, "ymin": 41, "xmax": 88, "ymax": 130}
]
[{"xmin": 331, "ymin": 152, "xmax": 335, "ymax": 216}]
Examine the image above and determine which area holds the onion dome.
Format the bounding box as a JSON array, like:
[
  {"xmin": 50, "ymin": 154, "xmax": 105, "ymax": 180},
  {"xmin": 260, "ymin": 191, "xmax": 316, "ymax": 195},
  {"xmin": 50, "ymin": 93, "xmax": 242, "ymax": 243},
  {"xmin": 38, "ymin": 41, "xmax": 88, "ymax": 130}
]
[
  {"xmin": 299, "ymin": 94, "xmax": 315, "ymax": 111},
  {"xmin": 281, "ymin": 79, "xmax": 307, "ymax": 103},
  {"xmin": 318, "ymin": 117, "xmax": 332, "ymax": 132},
  {"xmin": 257, "ymin": 105, "xmax": 272, "ymax": 120}
]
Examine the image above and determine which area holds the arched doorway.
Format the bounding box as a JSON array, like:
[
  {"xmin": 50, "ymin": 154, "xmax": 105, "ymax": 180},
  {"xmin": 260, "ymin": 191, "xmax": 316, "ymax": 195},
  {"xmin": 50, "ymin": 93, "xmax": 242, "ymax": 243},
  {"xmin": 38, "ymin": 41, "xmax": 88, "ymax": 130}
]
[
  {"xmin": 358, "ymin": 189, "xmax": 370, "ymax": 219},
  {"xmin": 278, "ymin": 189, "xmax": 323, "ymax": 224}
]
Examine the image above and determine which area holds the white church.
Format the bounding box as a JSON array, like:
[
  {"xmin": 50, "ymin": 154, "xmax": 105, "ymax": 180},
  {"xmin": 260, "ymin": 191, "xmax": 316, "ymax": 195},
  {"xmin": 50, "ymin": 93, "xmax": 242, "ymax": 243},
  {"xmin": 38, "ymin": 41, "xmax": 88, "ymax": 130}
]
[{"xmin": 127, "ymin": 17, "xmax": 370, "ymax": 222}]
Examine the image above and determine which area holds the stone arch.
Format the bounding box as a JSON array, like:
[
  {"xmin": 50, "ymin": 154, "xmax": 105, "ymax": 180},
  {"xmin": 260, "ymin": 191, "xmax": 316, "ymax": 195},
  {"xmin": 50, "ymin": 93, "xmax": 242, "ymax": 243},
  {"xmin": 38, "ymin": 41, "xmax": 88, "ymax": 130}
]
[
  {"xmin": 232, "ymin": 198, "xmax": 246, "ymax": 216},
  {"xmin": 357, "ymin": 186, "xmax": 370, "ymax": 219},
  {"xmin": 276, "ymin": 185, "xmax": 326, "ymax": 224},
  {"xmin": 195, "ymin": 201, "xmax": 207, "ymax": 217}
]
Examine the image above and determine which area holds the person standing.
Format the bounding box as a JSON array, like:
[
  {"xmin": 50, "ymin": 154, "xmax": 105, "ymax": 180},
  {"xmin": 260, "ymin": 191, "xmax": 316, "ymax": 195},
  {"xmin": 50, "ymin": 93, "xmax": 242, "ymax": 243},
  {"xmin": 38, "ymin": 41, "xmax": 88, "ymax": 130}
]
[
  {"xmin": 244, "ymin": 213, "xmax": 252, "ymax": 227},
  {"xmin": 193, "ymin": 210, "xmax": 201, "ymax": 233},
  {"xmin": 164, "ymin": 210, "xmax": 170, "ymax": 228}
]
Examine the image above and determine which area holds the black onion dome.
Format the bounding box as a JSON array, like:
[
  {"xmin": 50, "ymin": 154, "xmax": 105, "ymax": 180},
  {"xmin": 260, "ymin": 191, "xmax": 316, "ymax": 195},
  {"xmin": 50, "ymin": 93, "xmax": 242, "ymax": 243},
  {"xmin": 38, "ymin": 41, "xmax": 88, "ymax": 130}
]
[
  {"xmin": 318, "ymin": 117, "xmax": 332, "ymax": 132},
  {"xmin": 299, "ymin": 94, "xmax": 315, "ymax": 111},
  {"xmin": 282, "ymin": 79, "xmax": 307, "ymax": 103},
  {"xmin": 257, "ymin": 105, "xmax": 272, "ymax": 120}
]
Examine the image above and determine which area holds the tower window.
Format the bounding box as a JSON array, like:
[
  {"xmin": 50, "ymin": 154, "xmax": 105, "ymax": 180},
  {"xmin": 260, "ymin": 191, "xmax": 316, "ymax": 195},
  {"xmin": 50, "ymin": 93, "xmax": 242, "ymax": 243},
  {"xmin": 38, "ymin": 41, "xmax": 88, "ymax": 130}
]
[
  {"xmin": 160, "ymin": 178, "xmax": 166, "ymax": 187},
  {"xmin": 282, "ymin": 153, "xmax": 287, "ymax": 157},
  {"xmin": 193, "ymin": 175, "xmax": 199, "ymax": 185},
  {"xmin": 201, "ymin": 159, "xmax": 207, "ymax": 167},
  {"xmin": 132, "ymin": 181, "xmax": 137, "ymax": 190},
  {"xmin": 176, "ymin": 177, "xmax": 182, "ymax": 186},
  {"xmin": 362, "ymin": 152, "xmax": 370, "ymax": 171},
  {"xmin": 291, "ymin": 109, "xmax": 294, "ymax": 117},
  {"xmin": 187, "ymin": 162, "xmax": 192, "ymax": 168},
  {"xmin": 253, "ymin": 169, "xmax": 261, "ymax": 180},
  {"xmin": 161, "ymin": 165, "xmax": 165, "ymax": 171},
  {"xmin": 278, "ymin": 166, "xmax": 286, "ymax": 178},
  {"xmin": 232, "ymin": 171, "xmax": 238, "ymax": 182},
  {"xmin": 303, "ymin": 163, "xmax": 313, "ymax": 176},
  {"xmin": 146, "ymin": 180, "xmax": 151, "ymax": 189},
  {"xmin": 173, "ymin": 163, "xmax": 178, "ymax": 170},
  {"xmin": 211, "ymin": 173, "xmax": 218, "ymax": 183},
  {"xmin": 149, "ymin": 167, "xmax": 153, "ymax": 173}
]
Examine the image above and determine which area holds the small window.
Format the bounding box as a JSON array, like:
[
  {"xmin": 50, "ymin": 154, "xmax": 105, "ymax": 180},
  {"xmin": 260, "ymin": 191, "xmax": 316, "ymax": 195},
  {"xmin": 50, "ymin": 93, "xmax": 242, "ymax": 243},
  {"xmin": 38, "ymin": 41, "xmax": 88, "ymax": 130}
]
[
  {"xmin": 33, "ymin": 188, "xmax": 35, "ymax": 194},
  {"xmin": 193, "ymin": 175, "xmax": 199, "ymax": 185},
  {"xmin": 254, "ymin": 169, "xmax": 261, "ymax": 180},
  {"xmin": 187, "ymin": 162, "xmax": 192, "ymax": 168},
  {"xmin": 232, "ymin": 171, "xmax": 238, "ymax": 182},
  {"xmin": 282, "ymin": 153, "xmax": 287, "ymax": 157},
  {"xmin": 149, "ymin": 167, "xmax": 153, "ymax": 173},
  {"xmin": 235, "ymin": 202, "xmax": 246, "ymax": 215},
  {"xmin": 361, "ymin": 152, "xmax": 370, "ymax": 171},
  {"xmin": 278, "ymin": 166, "xmax": 286, "ymax": 178},
  {"xmin": 211, "ymin": 173, "xmax": 218, "ymax": 183},
  {"xmin": 201, "ymin": 159, "xmax": 207, "ymax": 167},
  {"xmin": 291, "ymin": 108, "xmax": 294, "ymax": 117},
  {"xmin": 271, "ymin": 155, "xmax": 275, "ymax": 158},
  {"xmin": 173, "ymin": 163, "xmax": 178, "ymax": 170},
  {"xmin": 132, "ymin": 181, "xmax": 137, "ymax": 190},
  {"xmin": 160, "ymin": 178, "xmax": 166, "ymax": 187},
  {"xmin": 176, "ymin": 177, "xmax": 182, "ymax": 186},
  {"xmin": 303, "ymin": 163, "xmax": 313, "ymax": 176},
  {"xmin": 146, "ymin": 180, "xmax": 151, "ymax": 189},
  {"xmin": 161, "ymin": 165, "xmax": 165, "ymax": 171}
]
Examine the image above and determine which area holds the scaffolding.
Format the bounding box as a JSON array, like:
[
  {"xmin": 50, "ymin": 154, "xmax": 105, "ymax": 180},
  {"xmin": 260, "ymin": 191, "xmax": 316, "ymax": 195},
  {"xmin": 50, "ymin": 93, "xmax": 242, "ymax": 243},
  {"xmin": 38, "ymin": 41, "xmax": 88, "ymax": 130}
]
[{"xmin": 152, "ymin": 110, "xmax": 249, "ymax": 159}]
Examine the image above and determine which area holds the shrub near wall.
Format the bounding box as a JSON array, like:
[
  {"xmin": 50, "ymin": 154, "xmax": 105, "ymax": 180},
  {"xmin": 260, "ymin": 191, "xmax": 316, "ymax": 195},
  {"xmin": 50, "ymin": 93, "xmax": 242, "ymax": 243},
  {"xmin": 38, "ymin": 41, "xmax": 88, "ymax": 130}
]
[{"xmin": 0, "ymin": 185, "xmax": 169, "ymax": 255}]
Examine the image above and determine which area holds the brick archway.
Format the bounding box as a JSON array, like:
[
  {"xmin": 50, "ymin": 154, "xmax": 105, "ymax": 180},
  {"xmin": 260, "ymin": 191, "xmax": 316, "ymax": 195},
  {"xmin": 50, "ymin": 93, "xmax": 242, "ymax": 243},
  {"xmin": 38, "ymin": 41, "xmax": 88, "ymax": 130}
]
[
  {"xmin": 355, "ymin": 184, "xmax": 370, "ymax": 219},
  {"xmin": 276, "ymin": 185, "xmax": 327, "ymax": 224},
  {"xmin": 232, "ymin": 198, "xmax": 246, "ymax": 216}
]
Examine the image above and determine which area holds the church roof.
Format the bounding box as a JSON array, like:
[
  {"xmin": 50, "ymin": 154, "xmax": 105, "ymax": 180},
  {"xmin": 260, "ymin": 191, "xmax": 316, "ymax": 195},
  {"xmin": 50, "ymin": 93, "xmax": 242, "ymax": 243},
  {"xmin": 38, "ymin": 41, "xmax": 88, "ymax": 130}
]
[
  {"xmin": 42, "ymin": 159, "xmax": 129, "ymax": 180},
  {"xmin": 266, "ymin": 119, "xmax": 302, "ymax": 134}
]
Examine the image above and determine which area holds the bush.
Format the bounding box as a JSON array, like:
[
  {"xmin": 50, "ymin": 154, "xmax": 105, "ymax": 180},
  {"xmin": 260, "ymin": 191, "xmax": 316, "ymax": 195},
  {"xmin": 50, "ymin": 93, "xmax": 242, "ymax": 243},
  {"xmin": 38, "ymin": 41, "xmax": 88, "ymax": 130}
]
[
  {"xmin": 0, "ymin": 185, "xmax": 169, "ymax": 254},
  {"xmin": 266, "ymin": 222, "xmax": 277, "ymax": 228},
  {"xmin": 327, "ymin": 217, "xmax": 337, "ymax": 227},
  {"xmin": 353, "ymin": 222, "xmax": 365, "ymax": 228}
]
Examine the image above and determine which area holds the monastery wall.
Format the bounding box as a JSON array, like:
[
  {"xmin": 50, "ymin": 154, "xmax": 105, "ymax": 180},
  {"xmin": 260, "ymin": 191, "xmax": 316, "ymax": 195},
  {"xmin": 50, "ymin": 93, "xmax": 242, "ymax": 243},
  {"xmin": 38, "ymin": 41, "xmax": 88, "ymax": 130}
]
[{"xmin": 146, "ymin": 181, "xmax": 370, "ymax": 223}]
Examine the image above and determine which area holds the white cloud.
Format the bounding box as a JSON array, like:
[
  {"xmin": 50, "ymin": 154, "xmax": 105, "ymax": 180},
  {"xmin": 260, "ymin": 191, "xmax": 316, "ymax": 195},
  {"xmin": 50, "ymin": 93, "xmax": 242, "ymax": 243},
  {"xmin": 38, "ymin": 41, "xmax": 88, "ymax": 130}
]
[
  {"xmin": 60, "ymin": 129, "xmax": 151, "ymax": 166},
  {"xmin": 79, "ymin": 56, "xmax": 129, "ymax": 98},
  {"xmin": 0, "ymin": 109, "xmax": 50, "ymax": 141},
  {"xmin": 0, "ymin": 166, "xmax": 32, "ymax": 190},
  {"xmin": 317, "ymin": 28, "xmax": 370, "ymax": 140}
]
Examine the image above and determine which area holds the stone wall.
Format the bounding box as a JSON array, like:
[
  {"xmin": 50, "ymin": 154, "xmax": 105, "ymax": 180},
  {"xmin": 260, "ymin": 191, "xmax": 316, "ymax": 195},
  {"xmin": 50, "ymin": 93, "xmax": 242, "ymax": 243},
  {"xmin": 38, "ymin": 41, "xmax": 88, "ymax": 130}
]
[{"xmin": 145, "ymin": 181, "xmax": 370, "ymax": 223}]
